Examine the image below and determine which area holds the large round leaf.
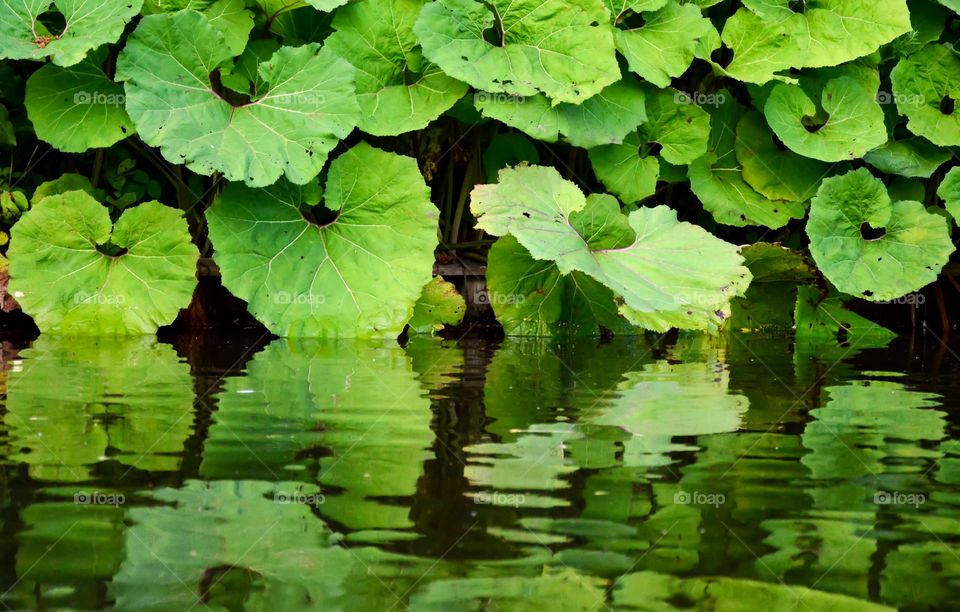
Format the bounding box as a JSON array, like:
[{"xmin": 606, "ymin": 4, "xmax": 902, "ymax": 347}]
[
  {"xmin": 476, "ymin": 77, "xmax": 647, "ymax": 149},
  {"xmin": 936, "ymin": 166, "xmax": 960, "ymax": 224},
  {"xmin": 413, "ymin": 0, "xmax": 620, "ymax": 104},
  {"xmin": 116, "ymin": 10, "xmax": 360, "ymax": 188},
  {"xmin": 206, "ymin": 143, "xmax": 439, "ymax": 338},
  {"xmin": 326, "ymin": 0, "xmax": 467, "ymax": 136},
  {"xmin": 471, "ymin": 166, "xmax": 752, "ymax": 331},
  {"xmin": 588, "ymin": 132, "xmax": 660, "ymax": 204},
  {"xmin": 8, "ymin": 192, "xmax": 199, "ymax": 334},
  {"xmin": 0, "ymin": 0, "xmax": 143, "ymax": 67},
  {"xmin": 689, "ymin": 95, "xmax": 806, "ymax": 228},
  {"xmin": 764, "ymin": 76, "xmax": 886, "ymax": 162},
  {"xmin": 890, "ymin": 43, "xmax": 960, "ymax": 147},
  {"xmin": 806, "ymin": 168, "xmax": 955, "ymax": 300},
  {"xmin": 24, "ymin": 48, "xmax": 134, "ymax": 153},
  {"xmin": 615, "ymin": 0, "xmax": 716, "ymax": 87}
]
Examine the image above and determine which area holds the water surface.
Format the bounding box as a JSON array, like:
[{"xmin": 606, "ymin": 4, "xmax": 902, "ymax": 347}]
[{"xmin": 0, "ymin": 332, "xmax": 958, "ymax": 610}]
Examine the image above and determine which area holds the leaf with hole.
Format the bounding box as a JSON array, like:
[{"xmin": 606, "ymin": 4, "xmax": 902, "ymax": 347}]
[
  {"xmin": 890, "ymin": 43, "xmax": 960, "ymax": 147},
  {"xmin": 205, "ymin": 143, "xmax": 439, "ymax": 338},
  {"xmin": 8, "ymin": 191, "xmax": 199, "ymax": 334}
]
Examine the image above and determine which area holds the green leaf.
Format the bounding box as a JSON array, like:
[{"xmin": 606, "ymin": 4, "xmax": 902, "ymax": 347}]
[
  {"xmin": 718, "ymin": 9, "xmax": 807, "ymax": 84},
  {"xmin": 409, "ymin": 277, "xmax": 466, "ymax": 333},
  {"xmin": 476, "ymin": 76, "xmax": 647, "ymax": 148},
  {"xmin": 8, "ymin": 191, "xmax": 199, "ymax": 334},
  {"xmin": 795, "ymin": 285, "xmax": 896, "ymax": 343},
  {"xmin": 806, "ymin": 168, "xmax": 955, "ymax": 300},
  {"xmin": 486, "ymin": 235, "xmax": 635, "ymax": 336},
  {"xmin": 764, "ymin": 76, "xmax": 887, "ymax": 162},
  {"xmin": 729, "ymin": 244, "xmax": 815, "ymax": 331},
  {"xmin": 471, "ymin": 166, "xmax": 752, "ymax": 331},
  {"xmin": 411, "ymin": 570, "xmax": 607, "ymax": 611},
  {"xmin": 203, "ymin": 0, "xmax": 255, "ymax": 55},
  {"xmin": 326, "ymin": 0, "xmax": 468, "ymax": 136},
  {"xmin": 24, "ymin": 49, "xmax": 134, "ymax": 153},
  {"xmin": 588, "ymin": 132, "xmax": 660, "ymax": 204},
  {"xmin": 864, "ymin": 137, "xmax": 950, "ymax": 178},
  {"xmin": 116, "ymin": 10, "xmax": 360, "ymax": 187},
  {"xmin": 615, "ymin": 0, "xmax": 717, "ymax": 88},
  {"xmin": 414, "ymin": 0, "xmax": 620, "ymax": 104},
  {"xmin": 0, "ymin": 0, "xmax": 143, "ymax": 67},
  {"xmin": 31, "ymin": 172, "xmax": 94, "ymax": 205},
  {"xmin": 637, "ymin": 86, "xmax": 710, "ymax": 164},
  {"xmin": 206, "ymin": 143, "xmax": 439, "ymax": 338},
  {"xmin": 735, "ymin": 111, "xmax": 828, "ymax": 202},
  {"xmin": 604, "ymin": 0, "xmax": 668, "ymax": 18},
  {"xmin": 689, "ymin": 96, "xmax": 806, "ymax": 228},
  {"xmin": 482, "ymin": 133, "xmax": 540, "ymax": 183},
  {"xmin": 936, "ymin": 166, "xmax": 960, "ymax": 223},
  {"xmin": 890, "ymin": 43, "xmax": 960, "ymax": 147}
]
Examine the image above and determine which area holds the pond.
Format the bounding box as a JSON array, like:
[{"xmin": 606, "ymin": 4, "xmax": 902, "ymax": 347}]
[{"xmin": 0, "ymin": 331, "xmax": 957, "ymax": 610}]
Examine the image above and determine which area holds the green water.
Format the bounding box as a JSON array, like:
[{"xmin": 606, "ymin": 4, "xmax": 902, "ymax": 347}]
[{"xmin": 0, "ymin": 332, "xmax": 957, "ymax": 610}]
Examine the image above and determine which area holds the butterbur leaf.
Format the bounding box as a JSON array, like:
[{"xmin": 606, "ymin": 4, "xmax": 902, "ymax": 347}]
[
  {"xmin": 409, "ymin": 277, "xmax": 466, "ymax": 334},
  {"xmin": 471, "ymin": 166, "xmax": 752, "ymax": 332},
  {"xmin": 806, "ymin": 168, "xmax": 955, "ymax": 301},
  {"xmin": 476, "ymin": 77, "xmax": 647, "ymax": 148},
  {"xmin": 203, "ymin": 0, "xmax": 255, "ymax": 55},
  {"xmin": 326, "ymin": 0, "xmax": 468, "ymax": 136},
  {"xmin": 305, "ymin": 0, "xmax": 350, "ymax": 8},
  {"xmin": 31, "ymin": 173, "xmax": 94, "ymax": 205},
  {"xmin": 588, "ymin": 132, "xmax": 660, "ymax": 204},
  {"xmin": 689, "ymin": 96, "xmax": 806, "ymax": 228},
  {"xmin": 936, "ymin": 167, "xmax": 960, "ymax": 223},
  {"xmin": 414, "ymin": 0, "xmax": 620, "ymax": 104},
  {"xmin": 0, "ymin": 0, "xmax": 143, "ymax": 67},
  {"xmin": 482, "ymin": 133, "xmax": 539, "ymax": 183},
  {"xmin": 615, "ymin": 1, "xmax": 717, "ymax": 88},
  {"xmin": 605, "ymin": 0, "xmax": 668, "ymax": 16},
  {"xmin": 729, "ymin": 243, "xmax": 815, "ymax": 331},
  {"xmin": 117, "ymin": 11, "xmax": 360, "ymax": 188},
  {"xmin": 24, "ymin": 49, "xmax": 134, "ymax": 153},
  {"xmin": 486, "ymin": 235, "xmax": 635, "ymax": 336},
  {"xmin": 637, "ymin": 87, "xmax": 710, "ymax": 165},
  {"xmin": 864, "ymin": 137, "xmax": 950, "ymax": 179},
  {"xmin": 764, "ymin": 76, "xmax": 886, "ymax": 162},
  {"xmin": 735, "ymin": 111, "xmax": 828, "ymax": 202},
  {"xmin": 890, "ymin": 43, "xmax": 960, "ymax": 147},
  {"xmin": 206, "ymin": 143, "xmax": 439, "ymax": 338},
  {"xmin": 719, "ymin": 9, "xmax": 807, "ymax": 84},
  {"xmin": 8, "ymin": 191, "xmax": 199, "ymax": 335}
]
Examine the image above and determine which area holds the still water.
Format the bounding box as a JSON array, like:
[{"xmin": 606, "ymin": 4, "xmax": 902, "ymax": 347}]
[{"xmin": 0, "ymin": 331, "xmax": 958, "ymax": 610}]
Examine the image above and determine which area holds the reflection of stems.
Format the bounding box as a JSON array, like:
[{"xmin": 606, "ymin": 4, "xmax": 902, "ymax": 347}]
[{"xmin": 91, "ymin": 148, "xmax": 104, "ymax": 189}]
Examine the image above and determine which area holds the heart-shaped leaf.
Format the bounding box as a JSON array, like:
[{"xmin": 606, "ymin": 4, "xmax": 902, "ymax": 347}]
[
  {"xmin": 414, "ymin": 0, "xmax": 620, "ymax": 104},
  {"xmin": 689, "ymin": 96, "xmax": 806, "ymax": 228},
  {"xmin": 471, "ymin": 166, "xmax": 752, "ymax": 331},
  {"xmin": 116, "ymin": 10, "xmax": 360, "ymax": 187},
  {"xmin": 205, "ymin": 143, "xmax": 439, "ymax": 338},
  {"xmin": 764, "ymin": 75, "xmax": 887, "ymax": 162},
  {"xmin": 24, "ymin": 48, "xmax": 134, "ymax": 153},
  {"xmin": 936, "ymin": 166, "xmax": 960, "ymax": 223},
  {"xmin": 864, "ymin": 137, "xmax": 950, "ymax": 179},
  {"xmin": 8, "ymin": 191, "xmax": 199, "ymax": 334},
  {"xmin": 476, "ymin": 76, "xmax": 647, "ymax": 148},
  {"xmin": 0, "ymin": 0, "xmax": 143, "ymax": 67},
  {"xmin": 326, "ymin": 0, "xmax": 468, "ymax": 136},
  {"xmin": 615, "ymin": 0, "xmax": 717, "ymax": 87},
  {"xmin": 806, "ymin": 168, "xmax": 955, "ymax": 300},
  {"xmin": 890, "ymin": 43, "xmax": 960, "ymax": 147},
  {"xmin": 588, "ymin": 132, "xmax": 660, "ymax": 204}
]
